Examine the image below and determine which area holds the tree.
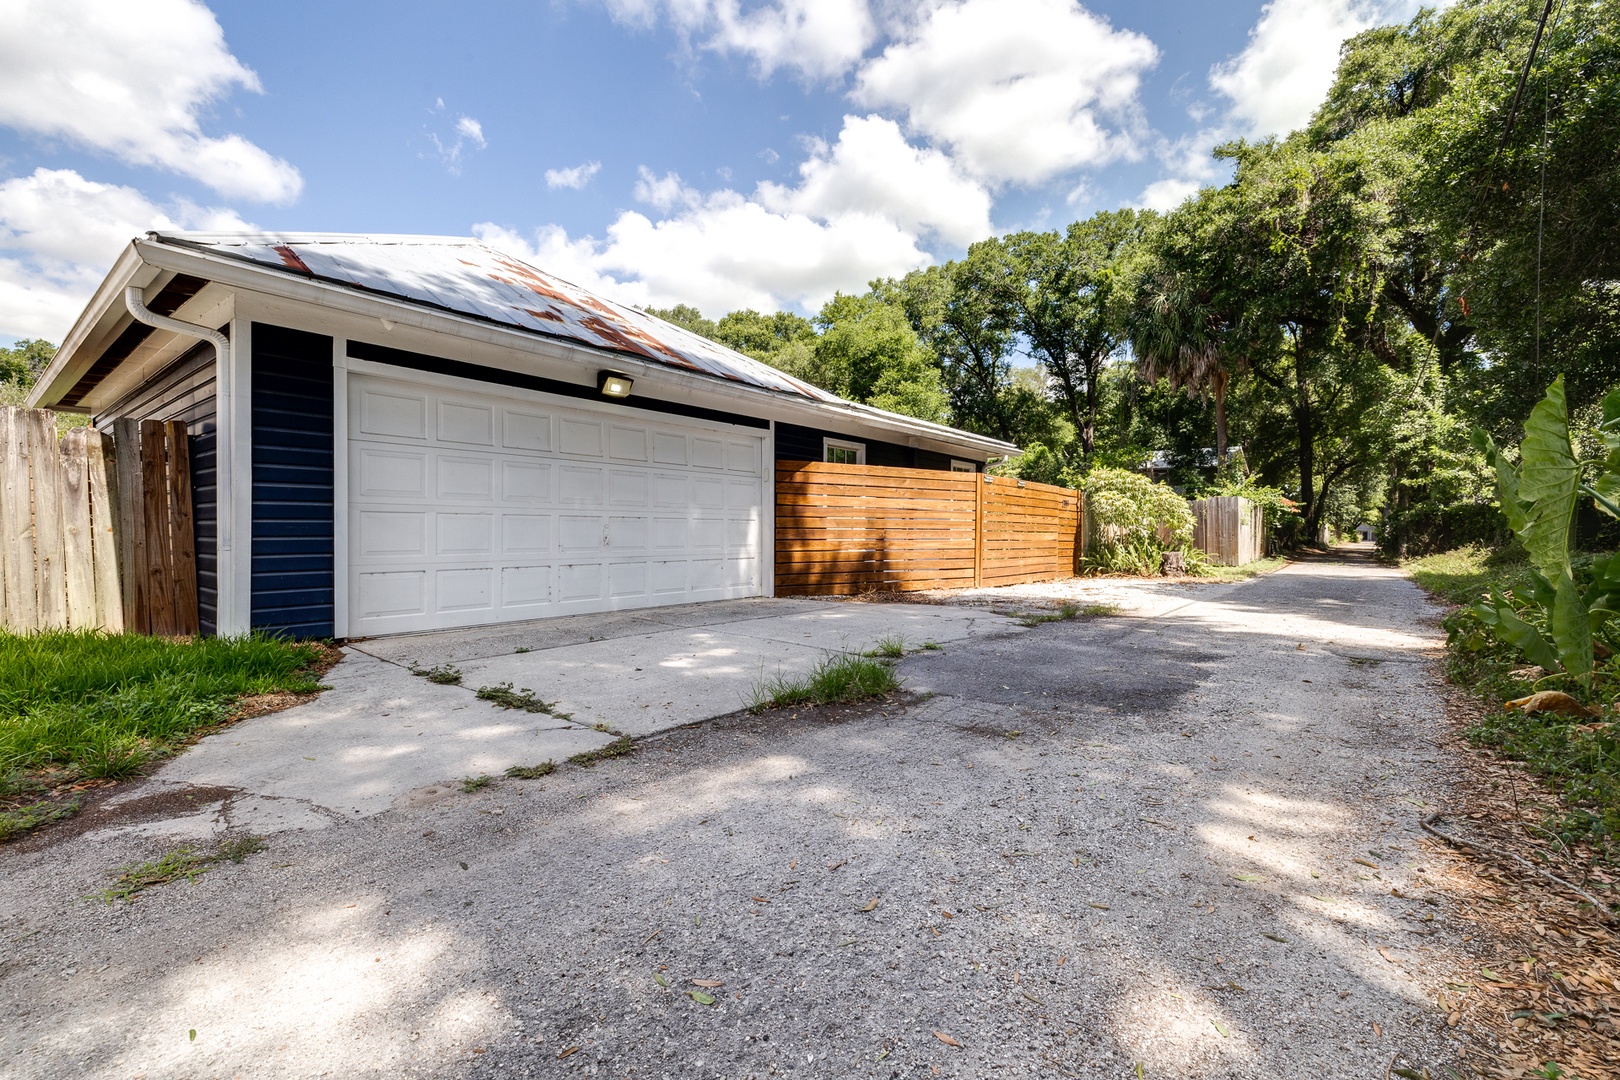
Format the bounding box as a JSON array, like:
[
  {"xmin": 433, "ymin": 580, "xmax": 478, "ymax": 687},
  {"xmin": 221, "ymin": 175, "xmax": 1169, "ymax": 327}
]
[
  {"xmin": 0, "ymin": 338, "xmax": 55, "ymax": 387},
  {"xmin": 643, "ymin": 304, "xmax": 718, "ymax": 341},
  {"xmin": 990, "ymin": 211, "xmax": 1149, "ymax": 461},
  {"xmin": 711, "ymin": 309, "xmax": 817, "ymax": 362},
  {"xmin": 799, "ymin": 293, "xmax": 950, "ymax": 424}
]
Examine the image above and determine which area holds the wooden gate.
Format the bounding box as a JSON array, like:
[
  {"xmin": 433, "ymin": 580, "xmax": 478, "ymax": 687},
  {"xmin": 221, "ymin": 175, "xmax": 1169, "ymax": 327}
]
[
  {"xmin": 774, "ymin": 461, "xmax": 1083, "ymax": 595},
  {"xmin": 0, "ymin": 407, "xmax": 197, "ymax": 635},
  {"xmin": 1191, "ymin": 495, "xmax": 1265, "ymax": 566}
]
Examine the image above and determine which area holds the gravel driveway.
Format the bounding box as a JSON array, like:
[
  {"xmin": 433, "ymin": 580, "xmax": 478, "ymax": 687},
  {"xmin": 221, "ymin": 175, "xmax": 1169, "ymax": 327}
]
[{"xmin": 0, "ymin": 550, "xmax": 1473, "ymax": 1079}]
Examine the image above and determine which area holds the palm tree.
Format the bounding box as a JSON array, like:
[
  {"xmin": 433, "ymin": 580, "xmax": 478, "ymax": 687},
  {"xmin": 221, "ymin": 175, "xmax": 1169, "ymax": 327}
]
[{"xmin": 1131, "ymin": 269, "xmax": 1239, "ymax": 465}]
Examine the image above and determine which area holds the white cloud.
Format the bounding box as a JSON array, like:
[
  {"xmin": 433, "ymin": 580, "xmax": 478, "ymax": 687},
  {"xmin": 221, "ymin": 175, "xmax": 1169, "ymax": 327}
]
[
  {"xmin": 757, "ymin": 114, "xmax": 991, "ymax": 247},
  {"xmin": 427, "ymin": 104, "xmax": 489, "ymax": 174},
  {"xmin": 0, "ymin": 0, "xmax": 301, "ymax": 204},
  {"xmin": 545, "ymin": 161, "xmax": 602, "ymax": 190},
  {"xmin": 455, "ymin": 116, "xmax": 487, "ymax": 148},
  {"xmin": 0, "ymin": 167, "xmax": 252, "ymax": 340},
  {"xmin": 1209, "ymin": 0, "xmax": 1442, "ymax": 137},
  {"xmin": 1135, "ymin": 178, "xmax": 1202, "ymax": 212},
  {"xmin": 632, "ymin": 167, "xmax": 700, "ymax": 212},
  {"xmin": 600, "ymin": 0, "xmax": 876, "ymax": 80},
  {"xmin": 852, "ymin": 0, "xmax": 1158, "ymax": 186}
]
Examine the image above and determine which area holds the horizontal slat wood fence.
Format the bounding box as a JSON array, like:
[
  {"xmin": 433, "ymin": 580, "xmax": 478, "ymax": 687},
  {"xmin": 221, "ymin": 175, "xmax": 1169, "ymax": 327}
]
[
  {"xmin": 1191, "ymin": 495, "xmax": 1265, "ymax": 566},
  {"xmin": 775, "ymin": 461, "xmax": 1083, "ymax": 595},
  {"xmin": 0, "ymin": 407, "xmax": 197, "ymax": 635}
]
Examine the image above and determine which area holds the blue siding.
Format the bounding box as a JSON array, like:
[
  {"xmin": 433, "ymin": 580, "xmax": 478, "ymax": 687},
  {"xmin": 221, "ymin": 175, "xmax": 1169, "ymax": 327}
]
[
  {"xmin": 774, "ymin": 422, "xmax": 965, "ymax": 471},
  {"xmin": 251, "ymin": 323, "xmax": 334, "ymax": 638}
]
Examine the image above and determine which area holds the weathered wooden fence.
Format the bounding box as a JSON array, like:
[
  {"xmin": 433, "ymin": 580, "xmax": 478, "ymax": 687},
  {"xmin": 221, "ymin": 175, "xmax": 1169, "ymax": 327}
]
[
  {"xmin": 775, "ymin": 461, "xmax": 1083, "ymax": 595},
  {"xmin": 1191, "ymin": 495, "xmax": 1265, "ymax": 566},
  {"xmin": 0, "ymin": 407, "xmax": 197, "ymax": 635}
]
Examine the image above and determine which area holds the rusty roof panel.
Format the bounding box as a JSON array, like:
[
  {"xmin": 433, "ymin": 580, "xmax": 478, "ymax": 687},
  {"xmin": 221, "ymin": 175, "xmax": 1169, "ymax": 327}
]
[{"xmin": 150, "ymin": 233, "xmax": 838, "ymax": 401}]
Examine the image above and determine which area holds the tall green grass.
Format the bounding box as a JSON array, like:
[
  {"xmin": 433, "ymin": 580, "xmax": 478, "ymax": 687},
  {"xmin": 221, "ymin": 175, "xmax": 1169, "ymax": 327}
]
[{"xmin": 0, "ymin": 630, "xmax": 324, "ymax": 779}]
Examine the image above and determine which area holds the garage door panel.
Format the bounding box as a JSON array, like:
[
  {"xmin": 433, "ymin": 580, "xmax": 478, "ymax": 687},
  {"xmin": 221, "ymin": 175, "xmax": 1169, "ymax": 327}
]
[
  {"xmin": 652, "ymin": 432, "xmax": 687, "ymax": 465},
  {"xmin": 348, "ymin": 373, "xmax": 763, "ymax": 634},
  {"xmin": 609, "ymin": 469, "xmax": 649, "ymax": 506},
  {"xmin": 437, "ymin": 567, "xmax": 493, "ymax": 612},
  {"xmin": 437, "ymin": 513, "xmax": 493, "ymax": 555},
  {"xmin": 359, "ymin": 570, "xmax": 426, "ymax": 618},
  {"xmin": 558, "ymin": 515, "xmax": 603, "ymax": 552},
  {"xmin": 502, "ymin": 515, "xmax": 552, "ymax": 554},
  {"xmin": 559, "ymin": 466, "xmax": 603, "ymax": 505},
  {"xmin": 360, "ymin": 389, "xmax": 427, "ymax": 438},
  {"xmin": 359, "ymin": 511, "xmax": 426, "ymax": 556},
  {"xmin": 559, "ymin": 418, "xmax": 603, "ymax": 457},
  {"xmin": 501, "ymin": 565, "xmax": 552, "ymax": 606},
  {"xmin": 557, "ymin": 563, "xmax": 603, "ymax": 603},
  {"xmin": 439, "ymin": 401, "xmax": 494, "ymax": 445},
  {"xmin": 502, "ymin": 409, "xmax": 552, "ymax": 452},
  {"xmin": 437, "ymin": 456, "xmax": 494, "ymax": 499},
  {"xmin": 501, "ymin": 461, "xmax": 551, "ymax": 502},
  {"xmin": 358, "ymin": 449, "xmax": 426, "ymax": 497}
]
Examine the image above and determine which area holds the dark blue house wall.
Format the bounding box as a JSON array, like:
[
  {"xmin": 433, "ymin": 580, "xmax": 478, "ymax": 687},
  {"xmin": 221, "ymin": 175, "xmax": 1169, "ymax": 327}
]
[
  {"xmin": 774, "ymin": 422, "xmax": 968, "ymax": 471},
  {"xmin": 251, "ymin": 323, "xmax": 335, "ymax": 638}
]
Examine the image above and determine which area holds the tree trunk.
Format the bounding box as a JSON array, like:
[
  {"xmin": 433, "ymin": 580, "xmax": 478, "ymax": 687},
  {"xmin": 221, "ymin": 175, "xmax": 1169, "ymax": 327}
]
[
  {"xmin": 1082, "ymin": 359, "xmax": 1100, "ymax": 460},
  {"xmin": 1295, "ymin": 350, "xmax": 1318, "ymax": 541},
  {"xmin": 1213, "ymin": 368, "xmax": 1230, "ymax": 464}
]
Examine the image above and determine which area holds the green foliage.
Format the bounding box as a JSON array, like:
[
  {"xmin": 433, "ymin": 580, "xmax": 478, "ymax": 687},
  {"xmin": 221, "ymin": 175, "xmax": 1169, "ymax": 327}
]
[
  {"xmin": 749, "ymin": 652, "xmax": 902, "ymax": 712},
  {"xmin": 803, "ymin": 293, "xmax": 950, "ymax": 423},
  {"xmin": 1081, "ymin": 467, "xmax": 1195, "ymax": 575},
  {"xmin": 1207, "ymin": 478, "xmax": 1300, "ymax": 532},
  {"xmin": 0, "ymin": 631, "xmax": 323, "ymax": 780},
  {"xmin": 0, "ymin": 338, "xmax": 55, "ymax": 387},
  {"xmin": 95, "ymin": 836, "xmax": 266, "ymax": 902}
]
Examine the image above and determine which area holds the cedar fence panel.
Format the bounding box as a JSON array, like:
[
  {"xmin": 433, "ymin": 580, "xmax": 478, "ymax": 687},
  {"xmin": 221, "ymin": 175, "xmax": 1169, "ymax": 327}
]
[
  {"xmin": 1191, "ymin": 495, "xmax": 1265, "ymax": 566},
  {"xmin": 0, "ymin": 407, "xmax": 196, "ymax": 635},
  {"xmin": 775, "ymin": 461, "xmax": 1083, "ymax": 595}
]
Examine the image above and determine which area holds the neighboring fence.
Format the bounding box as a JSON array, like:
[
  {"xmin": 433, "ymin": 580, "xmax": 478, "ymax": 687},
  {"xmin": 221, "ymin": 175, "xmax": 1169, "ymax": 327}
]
[
  {"xmin": 0, "ymin": 407, "xmax": 197, "ymax": 635},
  {"xmin": 1191, "ymin": 495, "xmax": 1265, "ymax": 566},
  {"xmin": 775, "ymin": 461, "xmax": 1083, "ymax": 595}
]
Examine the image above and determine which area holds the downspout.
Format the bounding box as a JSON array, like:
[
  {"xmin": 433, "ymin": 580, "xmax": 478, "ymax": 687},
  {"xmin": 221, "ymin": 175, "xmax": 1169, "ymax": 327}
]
[{"xmin": 123, "ymin": 284, "xmax": 236, "ymax": 616}]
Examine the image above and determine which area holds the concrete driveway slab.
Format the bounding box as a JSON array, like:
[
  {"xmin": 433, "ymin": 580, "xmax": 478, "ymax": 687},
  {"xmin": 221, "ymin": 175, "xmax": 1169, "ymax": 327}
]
[{"xmin": 82, "ymin": 597, "xmax": 1017, "ymax": 840}]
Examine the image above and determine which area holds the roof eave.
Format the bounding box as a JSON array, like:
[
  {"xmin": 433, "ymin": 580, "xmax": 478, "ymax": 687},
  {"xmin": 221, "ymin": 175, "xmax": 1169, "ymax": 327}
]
[
  {"xmin": 134, "ymin": 237, "xmax": 1020, "ymax": 459},
  {"xmin": 27, "ymin": 242, "xmax": 155, "ymax": 408}
]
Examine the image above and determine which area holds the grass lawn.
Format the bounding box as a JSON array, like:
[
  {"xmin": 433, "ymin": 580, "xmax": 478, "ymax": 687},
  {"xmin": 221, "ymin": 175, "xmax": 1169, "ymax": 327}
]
[
  {"xmin": 1403, "ymin": 544, "xmax": 1529, "ymax": 605},
  {"xmin": 0, "ymin": 631, "xmax": 329, "ymax": 841}
]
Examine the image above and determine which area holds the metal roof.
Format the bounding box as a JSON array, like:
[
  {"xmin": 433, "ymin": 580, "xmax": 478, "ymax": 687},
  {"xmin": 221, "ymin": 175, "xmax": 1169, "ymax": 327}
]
[{"xmin": 147, "ymin": 232, "xmax": 840, "ymax": 402}]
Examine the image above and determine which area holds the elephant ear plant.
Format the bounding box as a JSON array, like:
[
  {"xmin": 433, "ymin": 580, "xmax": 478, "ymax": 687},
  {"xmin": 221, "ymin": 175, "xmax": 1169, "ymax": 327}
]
[{"xmin": 1468, "ymin": 376, "xmax": 1620, "ymax": 689}]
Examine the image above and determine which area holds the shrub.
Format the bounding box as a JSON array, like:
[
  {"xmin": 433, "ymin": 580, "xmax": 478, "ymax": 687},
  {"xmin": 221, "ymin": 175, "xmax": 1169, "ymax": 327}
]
[{"xmin": 1081, "ymin": 467, "xmax": 1194, "ymax": 575}]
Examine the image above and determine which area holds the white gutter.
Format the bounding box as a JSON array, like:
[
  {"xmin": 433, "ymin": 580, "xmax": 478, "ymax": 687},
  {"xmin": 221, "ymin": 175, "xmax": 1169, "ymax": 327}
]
[{"xmin": 123, "ymin": 285, "xmax": 237, "ymax": 559}]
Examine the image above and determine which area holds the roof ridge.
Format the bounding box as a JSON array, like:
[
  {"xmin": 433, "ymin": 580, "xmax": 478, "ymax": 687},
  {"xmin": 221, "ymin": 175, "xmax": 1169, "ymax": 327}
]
[{"xmin": 148, "ymin": 230, "xmax": 482, "ymax": 247}]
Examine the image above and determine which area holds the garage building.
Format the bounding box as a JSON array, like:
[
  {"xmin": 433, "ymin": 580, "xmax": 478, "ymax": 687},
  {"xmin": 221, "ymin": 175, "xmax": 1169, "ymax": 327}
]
[{"xmin": 27, "ymin": 233, "xmax": 1017, "ymax": 639}]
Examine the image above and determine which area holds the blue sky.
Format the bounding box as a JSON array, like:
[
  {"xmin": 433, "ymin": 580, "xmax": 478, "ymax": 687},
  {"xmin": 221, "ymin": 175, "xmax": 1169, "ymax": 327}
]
[{"xmin": 0, "ymin": 0, "xmax": 1436, "ymax": 341}]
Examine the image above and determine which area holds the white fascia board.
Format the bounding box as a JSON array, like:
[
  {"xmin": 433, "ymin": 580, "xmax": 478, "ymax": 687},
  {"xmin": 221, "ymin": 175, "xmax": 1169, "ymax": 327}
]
[
  {"xmin": 133, "ymin": 238, "xmax": 1020, "ymax": 461},
  {"xmin": 27, "ymin": 244, "xmax": 159, "ymax": 407}
]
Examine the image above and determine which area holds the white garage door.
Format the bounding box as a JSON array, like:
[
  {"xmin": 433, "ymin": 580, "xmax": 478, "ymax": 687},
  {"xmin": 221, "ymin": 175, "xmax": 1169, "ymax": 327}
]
[{"xmin": 347, "ymin": 371, "xmax": 765, "ymax": 636}]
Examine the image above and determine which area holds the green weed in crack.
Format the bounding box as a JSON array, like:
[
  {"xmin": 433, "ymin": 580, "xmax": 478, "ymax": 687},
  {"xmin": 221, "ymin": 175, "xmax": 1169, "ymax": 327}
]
[
  {"xmin": 749, "ymin": 653, "xmax": 901, "ymax": 713},
  {"xmin": 475, "ymin": 682, "xmax": 571, "ymax": 719},
  {"xmin": 568, "ymin": 737, "xmax": 635, "ymax": 767},
  {"xmin": 94, "ymin": 836, "xmax": 267, "ymax": 902},
  {"xmin": 503, "ymin": 762, "xmax": 556, "ymax": 779},
  {"xmin": 410, "ymin": 662, "xmax": 462, "ymax": 685}
]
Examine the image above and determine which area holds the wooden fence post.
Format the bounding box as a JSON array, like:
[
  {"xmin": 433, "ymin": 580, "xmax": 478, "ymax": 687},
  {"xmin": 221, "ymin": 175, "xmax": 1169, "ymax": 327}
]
[
  {"xmin": 164, "ymin": 420, "xmax": 199, "ymax": 635},
  {"xmin": 1, "ymin": 407, "xmax": 37, "ymax": 628},
  {"xmin": 973, "ymin": 475, "xmax": 985, "ymax": 588},
  {"xmin": 139, "ymin": 420, "xmax": 174, "ymax": 635},
  {"xmin": 87, "ymin": 429, "xmax": 123, "ymax": 632},
  {"xmin": 59, "ymin": 428, "xmax": 97, "ymax": 628},
  {"xmin": 113, "ymin": 418, "xmax": 146, "ymax": 633}
]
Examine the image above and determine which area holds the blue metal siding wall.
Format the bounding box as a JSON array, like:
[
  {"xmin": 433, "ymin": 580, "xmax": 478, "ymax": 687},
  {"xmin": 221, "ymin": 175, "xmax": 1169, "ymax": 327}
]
[
  {"xmin": 773, "ymin": 422, "xmax": 966, "ymax": 471},
  {"xmin": 96, "ymin": 340, "xmax": 221, "ymax": 635},
  {"xmin": 251, "ymin": 323, "xmax": 334, "ymax": 637}
]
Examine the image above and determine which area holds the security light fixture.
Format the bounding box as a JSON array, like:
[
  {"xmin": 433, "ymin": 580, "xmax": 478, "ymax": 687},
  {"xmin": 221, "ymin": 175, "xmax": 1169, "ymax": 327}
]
[{"xmin": 598, "ymin": 371, "xmax": 633, "ymax": 398}]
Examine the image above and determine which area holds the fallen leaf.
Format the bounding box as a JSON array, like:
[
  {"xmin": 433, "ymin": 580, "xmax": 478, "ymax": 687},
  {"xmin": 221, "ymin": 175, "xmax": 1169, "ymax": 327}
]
[
  {"xmin": 1211, "ymin": 1019, "xmax": 1229, "ymax": 1037},
  {"xmin": 1234, "ymin": 874, "xmax": 1266, "ymax": 882},
  {"xmin": 860, "ymin": 898, "xmax": 880, "ymax": 912},
  {"xmin": 689, "ymin": 990, "xmax": 716, "ymax": 1005},
  {"xmin": 828, "ymin": 860, "xmax": 848, "ymax": 871},
  {"xmin": 1088, "ymin": 903, "xmax": 1111, "ymax": 911},
  {"xmin": 933, "ymin": 1030, "xmax": 961, "ymax": 1047},
  {"xmin": 1353, "ymin": 858, "xmax": 1379, "ymax": 869},
  {"xmin": 1371, "ymin": 1020, "xmax": 1383, "ymax": 1037},
  {"xmin": 557, "ymin": 1046, "xmax": 579, "ymax": 1059},
  {"xmin": 1505, "ymin": 690, "xmax": 1598, "ymax": 717},
  {"xmin": 691, "ymin": 979, "xmax": 724, "ymax": 988},
  {"xmin": 652, "ymin": 973, "xmax": 668, "ymax": 988},
  {"xmin": 750, "ymin": 896, "xmax": 771, "ymax": 904},
  {"xmin": 1262, "ymin": 933, "xmax": 1288, "ymax": 943},
  {"xmin": 1378, "ymin": 947, "xmax": 1399, "ymax": 964},
  {"xmin": 941, "ymin": 910, "xmax": 954, "ymax": 919},
  {"xmin": 1022, "ymin": 991, "xmax": 1046, "ymax": 1006}
]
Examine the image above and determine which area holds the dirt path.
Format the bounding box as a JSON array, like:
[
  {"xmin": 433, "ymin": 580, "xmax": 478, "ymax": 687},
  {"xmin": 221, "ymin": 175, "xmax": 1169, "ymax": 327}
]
[{"xmin": 0, "ymin": 551, "xmax": 1477, "ymax": 1078}]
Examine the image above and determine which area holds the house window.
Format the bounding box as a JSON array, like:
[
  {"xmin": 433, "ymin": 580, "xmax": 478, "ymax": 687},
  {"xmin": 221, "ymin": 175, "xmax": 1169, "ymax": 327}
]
[
  {"xmin": 950, "ymin": 459, "xmax": 977, "ymax": 473},
  {"xmin": 823, "ymin": 437, "xmax": 866, "ymax": 465}
]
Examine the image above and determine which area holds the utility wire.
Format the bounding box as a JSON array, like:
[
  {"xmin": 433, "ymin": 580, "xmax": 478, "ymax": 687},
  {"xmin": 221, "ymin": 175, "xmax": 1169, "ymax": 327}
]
[{"xmin": 1498, "ymin": 0, "xmax": 1558, "ymax": 156}]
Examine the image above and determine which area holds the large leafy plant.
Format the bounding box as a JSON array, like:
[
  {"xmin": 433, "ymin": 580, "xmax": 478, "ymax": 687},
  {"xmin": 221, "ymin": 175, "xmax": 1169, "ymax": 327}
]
[
  {"xmin": 1470, "ymin": 377, "xmax": 1620, "ymax": 685},
  {"xmin": 1082, "ymin": 467, "xmax": 1196, "ymax": 575}
]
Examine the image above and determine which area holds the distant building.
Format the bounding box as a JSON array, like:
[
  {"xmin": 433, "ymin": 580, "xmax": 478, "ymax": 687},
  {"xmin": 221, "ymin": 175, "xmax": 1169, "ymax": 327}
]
[{"xmin": 1356, "ymin": 523, "xmax": 1376, "ymax": 542}]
